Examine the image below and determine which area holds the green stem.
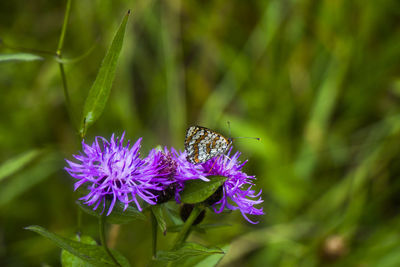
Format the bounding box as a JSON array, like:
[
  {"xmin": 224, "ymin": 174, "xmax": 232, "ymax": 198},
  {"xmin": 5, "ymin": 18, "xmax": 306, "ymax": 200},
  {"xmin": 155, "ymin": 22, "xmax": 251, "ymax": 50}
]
[
  {"xmin": 171, "ymin": 204, "xmax": 203, "ymax": 250},
  {"xmin": 56, "ymin": 0, "xmax": 76, "ymax": 129},
  {"xmin": 99, "ymin": 216, "xmax": 121, "ymax": 266},
  {"xmin": 58, "ymin": 61, "xmax": 71, "ymax": 108},
  {"xmin": 151, "ymin": 210, "xmax": 158, "ymax": 259},
  {"xmin": 57, "ymin": 0, "xmax": 72, "ymax": 54},
  {"xmin": 77, "ymin": 207, "xmax": 82, "ymax": 235}
]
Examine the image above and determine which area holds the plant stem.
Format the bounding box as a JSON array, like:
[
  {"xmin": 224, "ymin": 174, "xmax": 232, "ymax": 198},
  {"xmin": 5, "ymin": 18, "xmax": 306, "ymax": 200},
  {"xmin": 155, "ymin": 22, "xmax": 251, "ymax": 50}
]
[
  {"xmin": 77, "ymin": 207, "xmax": 82, "ymax": 236},
  {"xmin": 99, "ymin": 216, "xmax": 121, "ymax": 266},
  {"xmin": 57, "ymin": 0, "xmax": 72, "ymax": 54},
  {"xmin": 151, "ymin": 210, "xmax": 158, "ymax": 259},
  {"xmin": 56, "ymin": 0, "xmax": 76, "ymax": 129},
  {"xmin": 171, "ymin": 204, "xmax": 203, "ymax": 250},
  {"xmin": 166, "ymin": 205, "xmax": 203, "ymax": 267}
]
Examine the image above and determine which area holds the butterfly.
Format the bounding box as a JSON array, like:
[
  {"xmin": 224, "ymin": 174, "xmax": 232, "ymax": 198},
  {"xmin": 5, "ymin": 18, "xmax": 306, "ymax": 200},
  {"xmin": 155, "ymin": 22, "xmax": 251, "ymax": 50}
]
[{"xmin": 184, "ymin": 126, "xmax": 233, "ymax": 164}]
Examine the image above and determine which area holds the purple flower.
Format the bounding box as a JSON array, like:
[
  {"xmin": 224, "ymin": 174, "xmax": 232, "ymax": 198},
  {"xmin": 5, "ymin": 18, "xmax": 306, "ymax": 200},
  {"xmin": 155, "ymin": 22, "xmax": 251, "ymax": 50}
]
[
  {"xmin": 143, "ymin": 147, "xmax": 208, "ymax": 202},
  {"xmin": 171, "ymin": 148, "xmax": 209, "ymax": 183},
  {"xmin": 65, "ymin": 133, "xmax": 167, "ymax": 215},
  {"xmin": 201, "ymin": 148, "xmax": 264, "ymax": 224}
]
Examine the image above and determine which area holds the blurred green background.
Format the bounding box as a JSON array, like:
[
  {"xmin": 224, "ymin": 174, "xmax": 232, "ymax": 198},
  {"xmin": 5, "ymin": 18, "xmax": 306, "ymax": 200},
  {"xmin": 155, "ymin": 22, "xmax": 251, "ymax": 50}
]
[{"xmin": 1, "ymin": 0, "xmax": 400, "ymax": 266}]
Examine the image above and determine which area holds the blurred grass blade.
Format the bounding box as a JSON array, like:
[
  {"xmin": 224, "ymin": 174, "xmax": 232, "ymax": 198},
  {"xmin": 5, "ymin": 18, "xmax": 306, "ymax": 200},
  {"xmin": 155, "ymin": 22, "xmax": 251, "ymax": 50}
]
[
  {"xmin": 0, "ymin": 149, "xmax": 41, "ymax": 183},
  {"xmin": 80, "ymin": 10, "xmax": 131, "ymax": 137},
  {"xmin": 0, "ymin": 53, "xmax": 43, "ymax": 62},
  {"xmin": 0, "ymin": 151, "xmax": 61, "ymax": 207},
  {"xmin": 26, "ymin": 225, "xmax": 130, "ymax": 267}
]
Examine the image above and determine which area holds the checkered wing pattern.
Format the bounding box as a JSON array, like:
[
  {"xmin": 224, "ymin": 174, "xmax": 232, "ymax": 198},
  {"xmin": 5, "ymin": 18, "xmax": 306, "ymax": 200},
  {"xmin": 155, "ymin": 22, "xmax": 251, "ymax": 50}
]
[{"xmin": 185, "ymin": 126, "xmax": 232, "ymax": 164}]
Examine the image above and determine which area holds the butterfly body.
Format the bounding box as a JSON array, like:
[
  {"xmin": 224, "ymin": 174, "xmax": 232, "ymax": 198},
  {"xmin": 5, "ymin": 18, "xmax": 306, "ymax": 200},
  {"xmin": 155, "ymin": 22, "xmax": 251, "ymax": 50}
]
[{"xmin": 185, "ymin": 126, "xmax": 232, "ymax": 164}]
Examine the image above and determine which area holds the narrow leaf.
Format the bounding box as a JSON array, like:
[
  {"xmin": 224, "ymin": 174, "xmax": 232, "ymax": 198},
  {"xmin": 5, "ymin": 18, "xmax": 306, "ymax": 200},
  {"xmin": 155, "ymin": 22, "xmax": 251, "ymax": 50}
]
[
  {"xmin": 152, "ymin": 205, "xmax": 167, "ymax": 234},
  {"xmin": 0, "ymin": 53, "xmax": 43, "ymax": 62},
  {"xmin": 80, "ymin": 10, "xmax": 131, "ymax": 136},
  {"xmin": 0, "ymin": 149, "xmax": 41, "ymax": 183},
  {"xmin": 180, "ymin": 176, "xmax": 227, "ymax": 204},
  {"xmin": 25, "ymin": 225, "xmax": 130, "ymax": 267},
  {"xmin": 76, "ymin": 199, "xmax": 146, "ymax": 224},
  {"xmin": 156, "ymin": 242, "xmax": 224, "ymax": 262}
]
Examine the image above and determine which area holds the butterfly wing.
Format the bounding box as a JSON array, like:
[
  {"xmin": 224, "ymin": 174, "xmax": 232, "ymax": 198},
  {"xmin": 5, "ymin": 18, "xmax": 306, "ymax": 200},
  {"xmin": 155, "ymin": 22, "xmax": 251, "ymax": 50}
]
[{"xmin": 185, "ymin": 126, "xmax": 232, "ymax": 164}]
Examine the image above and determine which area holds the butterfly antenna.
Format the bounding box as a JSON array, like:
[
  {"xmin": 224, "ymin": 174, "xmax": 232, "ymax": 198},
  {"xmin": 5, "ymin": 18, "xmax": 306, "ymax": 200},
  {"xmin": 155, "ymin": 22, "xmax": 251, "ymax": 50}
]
[
  {"xmin": 231, "ymin": 136, "xmax": 261, "ymax": 141},
  {"xmin": 227, "ymin": 121, "xmax": 260, "ymax": 141}
]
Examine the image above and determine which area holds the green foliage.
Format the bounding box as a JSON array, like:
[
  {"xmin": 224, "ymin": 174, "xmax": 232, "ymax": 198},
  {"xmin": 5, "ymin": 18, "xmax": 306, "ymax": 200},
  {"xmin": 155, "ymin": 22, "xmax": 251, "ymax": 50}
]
[
  {"xmin": 61, "ymin": 235, "xmax": 97, "ymax": 267},
  {"xmin": 0, "ymin": 149, "xmax": 41, "ymax": 182},
  {"xmin": 152, "ymin": 205, "xmax": 167, "ymax": 234},
  {"xmin": 0, "ymin": 151, "xmax": 61, "ymax": 207},
  {"xmin": 1, "ymin": 0, "xmax": 400, "ymax": 266},
  {"xmin": 180, "ymin": 176, "xmax": 227, "ymax": 204},
  {"xmin": 26, "ymin": 226, "xmax": 130, "ymax": 267},
  {"xmin": 80, "ymin": 10, "xmax": 131, "ymax": 137},
  {"xmin": 155, "ymin": 242, "xmax": 224, "ymax": 262},
  {"xmin": 76, "ymin": 200, "xmax": 146, "ymax": 224}
]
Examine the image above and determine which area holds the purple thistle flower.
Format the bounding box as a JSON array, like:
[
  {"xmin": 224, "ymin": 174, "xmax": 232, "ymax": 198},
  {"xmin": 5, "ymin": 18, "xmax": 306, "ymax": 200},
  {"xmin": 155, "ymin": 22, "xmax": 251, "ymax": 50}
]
[
  {"xmin": 171, "ymin": 147, "xmax": 209, "ymax": 183},
  {"xmin": 65, "ymin": 133, "xmax": 167, "ymax": 215},
  {"xmin": 201, "ymin": 148, "xmax": 264, "ymax": 224},
  {"xmin": 143, "ymin": 147, "xmax": 208, "ymax": 202}
]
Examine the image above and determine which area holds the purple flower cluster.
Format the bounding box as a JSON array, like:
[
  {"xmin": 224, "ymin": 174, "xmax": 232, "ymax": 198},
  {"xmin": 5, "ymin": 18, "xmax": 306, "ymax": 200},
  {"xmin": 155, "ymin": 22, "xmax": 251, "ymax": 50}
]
[{"xmin": 65, "ymin": 133, "xmax": 264, "ymax": 223}]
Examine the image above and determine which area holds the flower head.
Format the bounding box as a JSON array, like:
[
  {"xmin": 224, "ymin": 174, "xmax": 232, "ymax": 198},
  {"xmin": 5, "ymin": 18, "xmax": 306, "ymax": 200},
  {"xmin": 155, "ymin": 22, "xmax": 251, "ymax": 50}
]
[
  {"xmin": 143, "ymin": 147, "xmax": 208, "ymax": 202},
  {"xmin": 65, "ymin": 133, "xmax": 167, "ymax": 215},
  {"xmin": 201, "ymin": 148, "xmax": 264, "ymax": 224}
]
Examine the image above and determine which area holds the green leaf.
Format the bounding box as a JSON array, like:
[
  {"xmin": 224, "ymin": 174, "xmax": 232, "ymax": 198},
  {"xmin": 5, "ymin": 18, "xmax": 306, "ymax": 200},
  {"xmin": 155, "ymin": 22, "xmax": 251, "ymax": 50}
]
[
  {"xmin": 25, "ymin": 225, "xmax": 130, "ymax": 267},
  {"xmin": 180, "ymin": 176, "xmax": 227, "ymax": 204},
  {"xmin": 156, "ymin": 242, "xmax": 224, "ymax": 262},
  {"xmin": 0, "ymin": 53, "xmax": 43, "ymax": 62},
  {"xmin": 0, "ymin": 149, "xmax": 41, "ymax": 183},
  {"xmin": 175, "ymin": 244, "xmax": 230, "ymax": 267},
  {"xmin": 152, "ymin": 205, "xmax": 167, "ymax": 234},
  {"xmin": 80, "ymin": 10, "xmax": 131, "ymax": 136},
  {"xmin": 61, "ymin": 235, "xmax": 97, "ymax": 267},
  {"xmin": 0, "ymin": 151, "xmax": 61, "ymax": 207},
  {"xmin": 76, "ymin": 199, "xmax": 146, "ymax": 224}
]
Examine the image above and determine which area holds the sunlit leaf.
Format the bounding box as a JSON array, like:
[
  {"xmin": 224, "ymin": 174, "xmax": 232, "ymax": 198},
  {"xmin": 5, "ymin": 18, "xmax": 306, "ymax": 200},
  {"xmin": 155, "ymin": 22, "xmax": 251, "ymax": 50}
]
[
  {"xmin": 156, "ymin": 242, "xmax": 224, "ymax": 262},
  {"xmin": 80, "ymin": 10, "xmax": 131, "ymax": 136},
  {"xmin": 0, "ymin": 149, "xmax": 41, "ymax": 183},
  {"xmin": 76, "ymin": 199, "xmax": 146, "ymax": 224},
  {"xmin": 180, "ymin": 176, "xmax": 227, "ymax": 204},
  {"xmin": 26, "ymin": 225, "xmax": 130, "ymax": 267},
  {"xmin": 61, "ymin": 235, "xmax": 97, "ymax": 267},
  {"xmin": 0, "ymin": 53, "xmax": 43, "ymax": 62},
  {"xmin": 174, "ymin": 244, "xmax": 230, "ymax": 267}
]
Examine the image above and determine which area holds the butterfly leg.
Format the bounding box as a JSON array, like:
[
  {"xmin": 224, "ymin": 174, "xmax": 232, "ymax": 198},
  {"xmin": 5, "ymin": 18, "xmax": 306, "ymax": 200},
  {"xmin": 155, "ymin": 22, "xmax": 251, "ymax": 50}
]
[{"xmin": 207, "ymin": 155, "xmax": 221, "ymax": 175}]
